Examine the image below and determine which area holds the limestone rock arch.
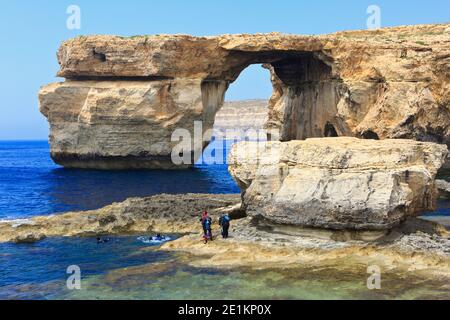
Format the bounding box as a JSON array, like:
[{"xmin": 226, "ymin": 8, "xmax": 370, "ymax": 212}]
[{"xmin": 39, "ymin": 24, "xmax": 450, "ymax": 170}]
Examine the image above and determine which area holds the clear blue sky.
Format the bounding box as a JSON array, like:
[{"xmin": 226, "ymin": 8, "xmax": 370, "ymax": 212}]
[{"xmin": 0, "ymin": 0, "xmax": 448, "ymax": 140}]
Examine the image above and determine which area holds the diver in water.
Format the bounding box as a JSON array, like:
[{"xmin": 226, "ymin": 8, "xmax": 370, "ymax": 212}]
[
  {"xmin": 154, "ymin": 233, "xmax": 165, "ymax": 241},
  {"xmin": 219, "ymin": 214, "xmax": 231, "ymax": 239},
  {"xmin": 96, "ymin": 237, "xmax": 109, "ymax": 244}
]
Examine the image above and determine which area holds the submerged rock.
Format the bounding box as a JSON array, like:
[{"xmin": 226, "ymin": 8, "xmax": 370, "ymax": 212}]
[
  {"xmin": 39, "ymin": 24, "xmax": 450, "ymax": 169},
  {"xmin": 12, "ymin": 233, "xmax": 46, "ymax": 244},
  {"xmin": 228, "ymin": 137, "xmax": 448, "ymax": 230}
]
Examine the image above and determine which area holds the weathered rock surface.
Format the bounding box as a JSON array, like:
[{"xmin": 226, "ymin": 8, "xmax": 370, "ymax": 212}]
[
  {"xmin": 0, "ymin": 194, "xmax": 241, "ymax": 243},
  {"xmin": 39, "ymin": 80, "xmax": 226, "ymax": 169},
  {"xmin": 40, "ymin": 23, "xmax": 450, "ymax": 169},
  {"xmin": 436, "ymin": 179, "xmax": 450, "ymax": 199},
  {"xmin": 162, "ymin": 217, "xmax": 450, "ymax": 278},
  {"xmin": 11, "ymin": 233, "xmax": 46, "ymax": 244},
  {"xmin": 228, "ymin": 137, "xmax": 448, "ymax": 230},
  {"xmin": 213, "ymin": 100, "xmax": 268, "ymax": 140}
]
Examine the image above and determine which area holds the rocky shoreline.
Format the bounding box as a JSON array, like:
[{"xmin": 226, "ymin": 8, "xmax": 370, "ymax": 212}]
[
  {"xmin": 162, "ymin": 218, "xmax": 450, "ymax": 278},
  {"xmin": 1, "ymin": 193, "xmax": 449, "ymax": 279},
  {"xmin": 2, "ymin": 137, "xmax": 447, "ymax": 280},
  {"xmin": 0, "ymin": 194, "xmax": 241, "ymax": 243}
]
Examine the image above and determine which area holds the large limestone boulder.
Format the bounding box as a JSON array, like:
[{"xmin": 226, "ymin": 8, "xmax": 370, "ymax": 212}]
[
  {"xmin": 228, "ymin": 137, "xmax": 448, "ymax": 230},
  {"xmin": 40, "ymin": 24, "xmax": 450, "ymax": 169}
]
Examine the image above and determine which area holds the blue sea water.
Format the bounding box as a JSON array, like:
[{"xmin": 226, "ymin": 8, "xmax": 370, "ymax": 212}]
[
  {"xmin": 0, "ymin": 140, "xmax": 241, "ymax": 299},
  {"xmin": 0, "ymin": 140, "xmax": 449, "ymax": 300},
  {"xmin": 0, "ymin": 140, "xmax": 239, "ymax": 220}
]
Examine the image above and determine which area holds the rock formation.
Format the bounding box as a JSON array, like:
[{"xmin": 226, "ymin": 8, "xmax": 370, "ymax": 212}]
[
  {"xmin": 39, "ymin": 23, "xmax": 449, "ymax": 169},
  {"xmin": 213, "ymin": 100, "xmax": 268, "ymax": 140},
  {"xmin": 436, "ymin": 179, "xmax": 450, "ymax": 199},
  {"xmin": 0, "ymin": 194, "xmax": 241, "ymax": 243},
  {"xmin": 39, "ymin": 80, "xmax": 225, "ymax": 169},
  {"xmin": 228, "ymin": 137, "xmax": 448, "ymax": 230}
]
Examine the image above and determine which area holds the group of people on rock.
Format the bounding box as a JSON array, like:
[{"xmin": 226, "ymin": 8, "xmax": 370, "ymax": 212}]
[
  {"xmin": 200, "ymin": 211, "xmax": 231, "ymax": 244},
  {"xmin": 96, "ymin": 211, "xmax": 232, "ymax": 246}
]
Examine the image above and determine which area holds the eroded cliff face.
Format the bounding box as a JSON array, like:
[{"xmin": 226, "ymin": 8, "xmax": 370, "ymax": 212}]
[
  {"xmin": 213, "ymin": 100, "xmax": 268, "ymax": 139},
  {"xmin": 39, "ymin": 23, "xmax": 450, "ymax": 169},
  {"xmin": 39, "ymin": 79, "xmax": 227, "ymax": 169},
  {"xmin": 228, "ymin": 138, "xmax": 448, "ymax": 230}
]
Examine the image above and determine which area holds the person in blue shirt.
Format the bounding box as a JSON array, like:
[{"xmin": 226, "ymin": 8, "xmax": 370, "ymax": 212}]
[{"xmin": 219, "ymin": 214, "xmax": 231, "ymax": 239}]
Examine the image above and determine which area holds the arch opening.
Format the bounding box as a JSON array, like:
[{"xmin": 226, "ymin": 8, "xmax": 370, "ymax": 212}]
[
  {"xmin": 201, "ymin": 51, "xmax": 346, "ymax": 163},
  {"xmin": 212, "ymin": 64, "xmax": 271, "ymax": 143}
]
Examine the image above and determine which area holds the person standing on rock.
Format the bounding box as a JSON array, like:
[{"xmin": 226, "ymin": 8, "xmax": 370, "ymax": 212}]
[
  {"xmin": 219, "ymin": 214, "xmax": 231, "ymax": 239},
  {"xmin": 200, "ymin": 211, "xmax": 208, "ymax": 234},
  {"xmin": 200, "ymin": 211, "xmax": 213, "ymax": 244}
]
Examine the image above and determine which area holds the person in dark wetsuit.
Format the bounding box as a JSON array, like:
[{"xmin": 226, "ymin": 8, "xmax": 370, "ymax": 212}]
[
  {"xmin": 96, "ymin": 237, "xmax": 109, "ymax": 244},
  {"xmin": 219, "ymin": 214, "xmax": 231, "ymax": 239},
  {"xmin": 200, "ymin": 211, "xmax": 213, "ymax": 244},
  {"xmin": 154, "ymin": 234, "xmax": 165, "ymax": 241},
  {"xmin": 200, "ymin": 211, "xmax": 208, "ymax": 236}
]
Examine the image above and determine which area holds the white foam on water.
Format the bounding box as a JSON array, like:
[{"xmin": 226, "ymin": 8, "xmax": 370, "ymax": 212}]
[
  {"xmin": 0, "ymin": 218, "xmax": 36, "ymax": 228},
  {"xmin": 137, "ymin": 236, "xmax": 172, "ymax": 245}
]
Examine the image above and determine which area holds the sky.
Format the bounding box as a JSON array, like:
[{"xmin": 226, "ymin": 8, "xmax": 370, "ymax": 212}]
[{"xmin": 0, "ymin": 1, "xmax": 448, "ymax": 140}]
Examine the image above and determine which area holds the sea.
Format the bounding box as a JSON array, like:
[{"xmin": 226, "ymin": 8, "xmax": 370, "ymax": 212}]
[{"xmin": 0, "ymin": 140, "xmax": 449, "ymax": 300}]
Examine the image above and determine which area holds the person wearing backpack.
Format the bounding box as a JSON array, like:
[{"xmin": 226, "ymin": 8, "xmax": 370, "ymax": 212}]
[{"xmin": 219, "ymin": 214, "xmax": 231, "ymax": 239}]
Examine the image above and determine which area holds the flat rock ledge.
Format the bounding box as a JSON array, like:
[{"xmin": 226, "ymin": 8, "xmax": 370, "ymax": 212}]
[
  {"xmin": 162, "ymin": 217, "xmax": 450, "ymax": 278},
  {"xmin": 0, "ymin": 194, "xmax": 242, "ymax": 243},
  {"xmin": 229, "ymin": 137, "xmax": 448, "ymax": 230},
  {"xmin": 1, "ymin": 193, "xmax": 449, "ymax": 278}
]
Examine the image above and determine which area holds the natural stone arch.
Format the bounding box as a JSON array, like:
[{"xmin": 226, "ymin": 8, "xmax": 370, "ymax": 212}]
[
  {"xmin": 201, "ymin": 50, "xmax": 349, "ymax": 144},
  {"xmin": 39, "ymin": 24, "xmax": 450, "ymax": 170}
]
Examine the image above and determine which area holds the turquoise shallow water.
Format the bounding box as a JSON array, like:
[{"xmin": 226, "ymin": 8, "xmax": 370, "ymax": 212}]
[
  {"xmin": 1, "ymin": 235, "xmax": 449, "ymax": 300},
  {"xmin": 0, "ymin": 235, "xmax": 175, "ymax": 299},
  {"xmin": 0, "ymin": 141, "xmax": 449, "ymax": 300}
]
